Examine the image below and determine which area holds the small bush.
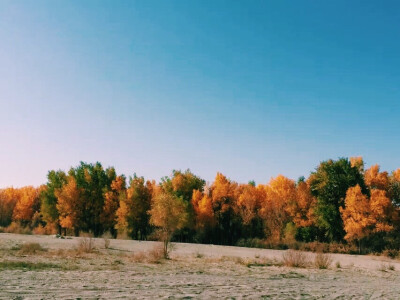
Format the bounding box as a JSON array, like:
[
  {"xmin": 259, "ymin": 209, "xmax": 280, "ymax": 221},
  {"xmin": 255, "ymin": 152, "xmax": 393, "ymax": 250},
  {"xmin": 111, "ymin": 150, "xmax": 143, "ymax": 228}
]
[
  {"xmin": 131, "ymin": 244, "xmax": 165, "ymax": 264},
  {"xmin": 19, "ymin": 242, "xmax": 46, "ymax": 254},
  {"xmin": 0, "ymin": 261, "xmax": 60, "ymax": 270},
  {"xmin": 4, "ymin": 222, "xmax": 32, "ymax": 235},
  {"xmin": 148, "ymin": 244, "xmax": 165, "ymax": 263},
  {"xmin": 282, "ymin": 250, "xmax": 309, "ymax": 268},
  {"xmin": 335, "ymin": 261, "xmax": 341, "ymax": 269},
  {"xmin": 102, "ymin": 232, "xmax": 112, "ymax": 249},
  {"xmin": 32, "ymin": 224, "xmax": 56, "ymax": 235},
  {"xmin": 314, "ymin": 252, "xmax": 332, "ymax": 269},
  {"xmin": 77, "ymin": 233, "xmax": 95, "ymax": 253},
  {"xmin": 382, "ymin": 249, "xmax": 399, "ymax": 259}
]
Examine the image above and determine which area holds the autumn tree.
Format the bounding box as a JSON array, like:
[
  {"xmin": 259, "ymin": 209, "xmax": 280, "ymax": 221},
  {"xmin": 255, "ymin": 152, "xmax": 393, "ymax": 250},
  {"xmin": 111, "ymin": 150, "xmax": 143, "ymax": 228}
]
[
  {"xmin": 340, "ymin": 185, "xmax": 373, "ymax": 252},
  {"xmin": 101, "ymin": 175, "xmax": 126, "ymax": 236},
  {"xmin": 13, "ymin": 186, "xmax": 43, "ymax": 226},
  {"xmin": 388, "ymin": 168, "xmax": 400, "ymax": 207},
  {"xmin": 55, "ymin": 176, "xmax": 82, "ymax": 235},
  {"xmin": 70, "ymin": 162, "xmax": 116, "ymax": 236},
  {"xmin": 0, "ymin": 188, "xmax": 19, "ymax": 227},
  {"xmin": 115, "ymin": 175, "xmax": 152, "ymax": 239},
  {"xmin": 210, "ymin": 173, "xmax": 241, "ymax": 245},
  {"xmin": 235, "ymin": 183, "xmax": 264, "ymax": 239},
  {"xmin": 309, "ymin": 158, "xmax": 366, "ymax": 242},
  {"xmin": 191, "ymin": 189, "xmax": 215, "ymax": 242},
  {"xmin": 259, "ymin": 175, "xmax": 296, "ymax": 242},
  {"xmin": 370, "ymin": 189, "xmax": 398, "ymax": 233},
  {"xmin": 160, "ymin": 170, "xmax": 205, "ymax": 242},
  {"xmin": 149, "ymin": 191, "xmax": 188, "ymax": 258},
  {"xmin": 41, "ymin": 170, "xmax": 67, "ymax": 234},
  {"xmin": 364, "ymin": 164, "xmax": 389, "ymax": 191}
]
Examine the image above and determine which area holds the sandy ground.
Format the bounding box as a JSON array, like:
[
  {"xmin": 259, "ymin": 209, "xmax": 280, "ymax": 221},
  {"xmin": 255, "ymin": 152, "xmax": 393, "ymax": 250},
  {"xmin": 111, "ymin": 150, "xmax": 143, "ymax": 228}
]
[{"xmin": 1, "ymin": 233, "xmax": 400, "ymax": 299}]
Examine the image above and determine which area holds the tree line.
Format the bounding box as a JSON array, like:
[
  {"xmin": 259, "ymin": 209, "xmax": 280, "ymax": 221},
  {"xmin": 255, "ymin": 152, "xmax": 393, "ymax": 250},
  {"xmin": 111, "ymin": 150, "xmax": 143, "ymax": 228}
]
[{"xmin": 1, "ymin": 157, "xmax": 400, "ymax": 253}]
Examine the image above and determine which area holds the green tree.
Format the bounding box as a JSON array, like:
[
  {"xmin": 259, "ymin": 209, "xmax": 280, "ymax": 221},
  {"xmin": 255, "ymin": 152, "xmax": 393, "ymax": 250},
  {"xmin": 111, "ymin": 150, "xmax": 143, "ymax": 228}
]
[
  {"xmin": 161, "ymin": 169, "xmax": 205, "ymax": 242},
  {"xmin": 41, "ymin": 170, "xmax": 67, "ymax": 234},
  {"xmin": 115, "ymin": 175, "xmax": 152, "ymax": 239},
  {"xmin": 309, "ymin": 158, "xmax": 366, "ymax": 242},
  {"xmin": 69, "ymin": 162, "xmax": 116, "ymax": 236}
]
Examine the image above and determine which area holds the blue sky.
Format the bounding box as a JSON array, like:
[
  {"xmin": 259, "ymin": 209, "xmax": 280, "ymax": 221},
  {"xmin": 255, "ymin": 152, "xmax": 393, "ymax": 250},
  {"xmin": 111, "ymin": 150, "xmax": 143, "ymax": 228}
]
[{"xmin": 1, "ymin": 0, "xmax": 400, "ymax": 187}]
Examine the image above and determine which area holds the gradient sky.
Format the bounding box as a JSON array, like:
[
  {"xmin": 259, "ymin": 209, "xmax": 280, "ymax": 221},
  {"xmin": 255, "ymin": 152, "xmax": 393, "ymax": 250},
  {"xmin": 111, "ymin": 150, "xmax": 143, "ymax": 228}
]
[{"xmin": 1, "ymin": 0, "xmax": 400, "ymax": 187}]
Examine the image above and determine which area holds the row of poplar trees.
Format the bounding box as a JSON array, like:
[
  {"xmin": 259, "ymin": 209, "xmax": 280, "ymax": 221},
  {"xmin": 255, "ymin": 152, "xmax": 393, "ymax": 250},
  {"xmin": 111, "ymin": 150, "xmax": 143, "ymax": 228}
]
[{"xmin": 1, "ymin": 158, "xmax": 400, "ymax": 251}]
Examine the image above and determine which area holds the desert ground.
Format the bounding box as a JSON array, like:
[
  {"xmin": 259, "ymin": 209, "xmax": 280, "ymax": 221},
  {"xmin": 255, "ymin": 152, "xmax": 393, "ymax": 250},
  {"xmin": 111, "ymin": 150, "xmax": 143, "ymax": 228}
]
[{"xmin": 1, "ymin": 233, "xmax": 400, "ymax": 299}]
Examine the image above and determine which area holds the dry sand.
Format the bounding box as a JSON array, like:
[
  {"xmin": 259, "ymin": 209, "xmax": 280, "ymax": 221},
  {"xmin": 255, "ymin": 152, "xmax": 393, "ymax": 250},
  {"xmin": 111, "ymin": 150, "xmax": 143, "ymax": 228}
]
[{"xmin": 0, "ymin": 233, "xmax": 400, "ymax": 299}]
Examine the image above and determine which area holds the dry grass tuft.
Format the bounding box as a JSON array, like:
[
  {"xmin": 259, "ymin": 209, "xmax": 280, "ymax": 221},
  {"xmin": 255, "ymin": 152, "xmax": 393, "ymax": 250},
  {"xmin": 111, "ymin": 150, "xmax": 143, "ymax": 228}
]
[
  {"xmin": 102, "ymin": 232, "xmax": 112, "ymax": 249},
  {"xmin": 282, "ymin": 250, "xmax": 309, "ymax": 268},
  {"xmin": 77, "ymin": 233, "xmax": 96, "ymax": 253},
  {"xmin": 314, "ymin": 252, "xmax": 332, "ymax": 269},
  {"xmin": 19, "ymin": 242, "xmax": 46, "ymax": 254},
  {"xmin": 131, "ymin": 244, "xmax": 165, "ymax": 264}
]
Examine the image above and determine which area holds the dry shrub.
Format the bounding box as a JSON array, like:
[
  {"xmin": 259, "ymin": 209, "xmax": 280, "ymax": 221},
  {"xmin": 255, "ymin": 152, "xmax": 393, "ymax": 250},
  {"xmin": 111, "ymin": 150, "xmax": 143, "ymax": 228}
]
[
  {"xmin": 378, "ymin": 262, "xmax": 395, "ymax": 272},
  {"xmin": 20, "ymin": 242, "xmax": 46, "ymax": 254},
  {"xmin": 282, "ymin": 250, "xmax": 309, "ymax": 268},
  {"xmin": 148, "ymin": 243, "xmax": 165, "ymax": 263},
  {"xmin": 382, "ymin": 249, "xmax": 399, "ymax": 259},
  {"xmin": 102, "ymin": 232, "xmax": 112, "ymax": 249},
  {"xmin": 131, "ymin": 244, "xmax": 165, "ymax": 264},
  {"xmin": 4, "ymin": 222, "xmax": 32, "ymax": 235},
  {"xmin": 77, "ymin": 233, "xmax": 95, "ymax": 253},
  {"xmin": 314, "ymin": 252, "xmax": 332, "ymax": 269},
  {"xmin": 33, "ymin": 224, "xmax": 57, "ymax": 235},
  {"xmin": 116, "ymin": 231, "xmax": 130, "ymax": 240}
]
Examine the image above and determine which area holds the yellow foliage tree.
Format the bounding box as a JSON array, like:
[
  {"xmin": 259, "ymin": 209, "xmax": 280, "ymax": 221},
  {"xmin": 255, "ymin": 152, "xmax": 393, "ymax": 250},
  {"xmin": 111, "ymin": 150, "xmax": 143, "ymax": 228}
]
[
  {"xmin": 259, "ymin": 175, "xmax": 296, "ymax": 241},
  {"xmin": 55, "ymin": 176, "xmax": 82, "ymax": 233},
  {"xmin": 13, "ymin": 186, "xmax": 43, "ymax": 225},
  {"xmin": 149, "ymin": 192, "xmax": 188, "ymax": 258},
  {"xmin": 364, "ymin": 164, "xmax": 389, "ymax": 190},
  {"xmin": 287, "ymin": 180, "xmax": 316, "ymax": 228},
  {"xmin": 340, "ymin": 185, "xmax": 374, "ymax": 244},
  {"xmin": 191, "ymin": 189, "xmax": 215, "ymax": 229}
]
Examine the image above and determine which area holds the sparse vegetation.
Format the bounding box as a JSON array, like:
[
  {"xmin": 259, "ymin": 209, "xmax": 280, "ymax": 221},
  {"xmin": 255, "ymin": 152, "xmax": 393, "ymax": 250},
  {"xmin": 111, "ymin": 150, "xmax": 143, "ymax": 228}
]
[
  {"xmin": 0, "ymin": 261, "xmax": 60, "ymax": 270},
  {"xmin": 102, "ymin": 231, "xmax": 112, "ymax": 249},
  {"xmin": 19, "ymin": 242, "xmax": 46, "ymax": 254},
  {"xmin": 282, "ymin": 250, "xmax": 309, "ymax": 268},
  {"xmin": 314, "ymin": 252, "xmax": 332, "ymax": 269},
  {"xmin": 77, "ymin": 233, "xmax": 95, "ymax": 253}
]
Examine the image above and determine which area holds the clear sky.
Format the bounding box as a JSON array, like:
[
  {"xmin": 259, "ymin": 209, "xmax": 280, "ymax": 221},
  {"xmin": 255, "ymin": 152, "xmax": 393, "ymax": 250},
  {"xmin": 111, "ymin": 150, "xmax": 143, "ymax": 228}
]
[{"xmin": 1, "ymin": 0, "xmax": 400, "ymax": 187}]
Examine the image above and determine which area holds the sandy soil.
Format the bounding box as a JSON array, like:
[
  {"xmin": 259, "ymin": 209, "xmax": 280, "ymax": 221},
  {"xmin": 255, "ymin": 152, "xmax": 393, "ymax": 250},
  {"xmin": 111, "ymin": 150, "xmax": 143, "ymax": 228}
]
[{"xmin": 1, "ymin": 233, "xmax": 400, "ymax": 299}]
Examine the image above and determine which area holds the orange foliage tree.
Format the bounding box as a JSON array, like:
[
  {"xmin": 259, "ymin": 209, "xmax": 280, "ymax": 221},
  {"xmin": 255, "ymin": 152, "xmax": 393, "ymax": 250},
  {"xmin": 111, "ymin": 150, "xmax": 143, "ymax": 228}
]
[
  {"xmin": 149, "ymin": 191, "xmax": 188, "ymax": 258},
  {"xmin": 259, "ymin": 175, "xmax": 296, "ymax": 241},
  {"xmin": 364, "ymin": 164, "xmax": 389, "ymax": 191},
  {"xmin": 55, "ymin": 176, "xmax": 82, "ymax": 235},
  {"xmin": 13, "ymin": 186, "xmax": 43, "ymax": 226}
]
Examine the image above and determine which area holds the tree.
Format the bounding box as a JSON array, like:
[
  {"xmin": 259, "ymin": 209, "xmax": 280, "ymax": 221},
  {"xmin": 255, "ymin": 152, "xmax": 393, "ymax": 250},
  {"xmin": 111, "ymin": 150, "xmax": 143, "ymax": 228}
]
[
  {"xmin": 0, "ymin": 188, "xmax": 19, "ymax": 227},
  {"xmin": 309, "ymin": 158, "xmax": 366, "ymax": 242},
  {"xmin": 340, "ymin": 185, "xmax": 373, "ymax": 251},
  {"xmin": 101, "ymin": 175, "xmax": 126, "ymax": 236},
  {"xmin": 370, "ymin": 189, "xmax": 398, "ymax": 233},
  {"xmin": 55, "ymin": 176, "xmax": 82, "ymax": 235},
  {"xmin": 70, "ymin": 162, "xmax": 116, "ymax": 236},
  {"xmin": 236, "ymin": 183, "xmax": 264, "ymax": 239},
  {"xmin": 364, "ymin": 164, "xmax": 389, "ymax": 191},
  {"xmin": 115, "ymin": 175, "xmax": 152, "ymax": 239},
  {"xmin": 210, "ymin": 173, "xmax": 240, "ymax": 245},
  {"xmin": 149, "ymin": 191, "xmax": 188, "ymax": 258},
  {"xmin": 259, "ymin": 175, "xmax": 296, "ymax": 241},
  {"xmin": 160, "ymin": 170, "xmax": 205, "ymax": 242},
  {"xmin": 388, "ymin": 168, "xmax": 400, "ymax": 207},
  {"xmin": 41, "ymin": 170, "xmax": 67, "ymax": 234},
  {"xmin": 13, "ymin": 186, "xmax": 43, "ymax": 226}
]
